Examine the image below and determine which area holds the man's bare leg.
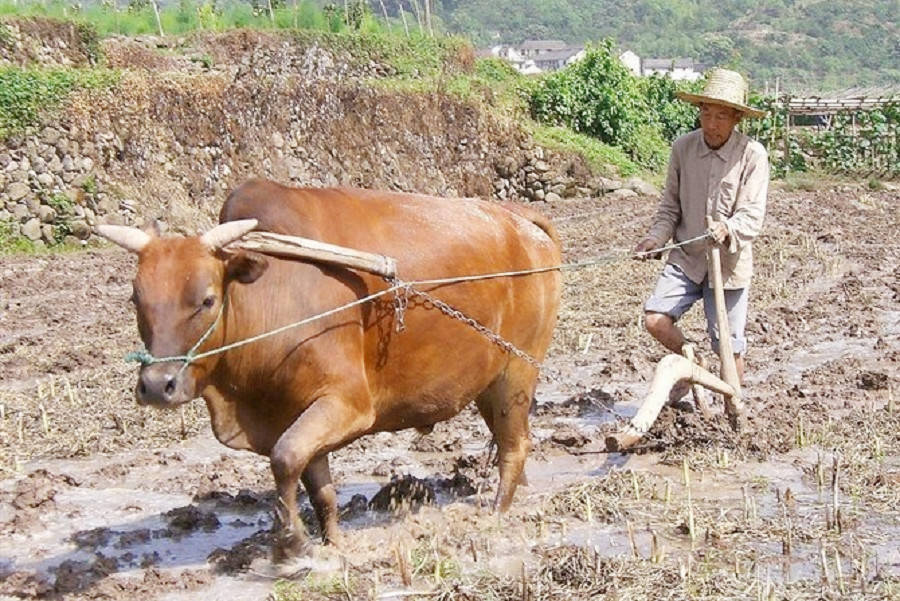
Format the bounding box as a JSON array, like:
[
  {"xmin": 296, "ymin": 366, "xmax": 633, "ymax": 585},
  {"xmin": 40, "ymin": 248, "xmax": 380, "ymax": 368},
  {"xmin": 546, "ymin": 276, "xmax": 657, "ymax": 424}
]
[
  {"xmin": 644, "ymin": 312, "xmax": 686, "ymax": 354},
  {"xmin": 647, "ymin": 310, "xmax": 746, "ymax": 394}
]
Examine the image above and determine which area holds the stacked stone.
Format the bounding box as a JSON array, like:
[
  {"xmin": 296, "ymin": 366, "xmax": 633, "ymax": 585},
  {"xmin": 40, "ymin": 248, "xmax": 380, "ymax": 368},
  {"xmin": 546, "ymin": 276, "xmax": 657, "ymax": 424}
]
[
  {"xmin": 0, "ymin": 126, "xmax": 110, "ymax": 247},
  {"xmin": 493, "ymin": 146, "xmax": 659, "ymax": 203}
]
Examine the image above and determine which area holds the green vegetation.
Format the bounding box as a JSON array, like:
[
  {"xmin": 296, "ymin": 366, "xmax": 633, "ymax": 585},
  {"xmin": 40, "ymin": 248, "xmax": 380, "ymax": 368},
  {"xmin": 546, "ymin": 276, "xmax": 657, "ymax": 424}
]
[
  {"xmin": 531, "ymin": 125, "xmax": 642, "ymax": 179},
  {"xmin": 0, "ymin": 220, "xmax": 36, "ymax": 254},
  {"xmin": 0, "ymin": 0, "xmax": 387, "ymax": 36},
  {"xmin": 270, "ymin": 572, "xmax": 354, "ymax": 600},
  {"xmin": 526, "ymin": 41, "xmax": 700, "ymax": 171},
  {"xmin": 0, "ymin": 66, "xmax": 120, "ymax": 140},
  {"xmin": 439, "ymin": 0, "xmax": 900, "ymax": 91},
  {"xmin": 746, "ymin": 96, "xmax": 900, "ymax": 177}
]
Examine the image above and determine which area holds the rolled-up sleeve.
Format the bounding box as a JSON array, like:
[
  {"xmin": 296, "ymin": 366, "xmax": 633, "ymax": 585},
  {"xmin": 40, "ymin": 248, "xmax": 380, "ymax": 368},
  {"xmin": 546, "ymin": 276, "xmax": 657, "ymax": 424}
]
[
  {"xmin": 724, "ymin": 146, "xmax": 769, "ymax": 254},
  {"xmin": 648, "ymin": 145, "xmax": 682, "ymax": 245}
]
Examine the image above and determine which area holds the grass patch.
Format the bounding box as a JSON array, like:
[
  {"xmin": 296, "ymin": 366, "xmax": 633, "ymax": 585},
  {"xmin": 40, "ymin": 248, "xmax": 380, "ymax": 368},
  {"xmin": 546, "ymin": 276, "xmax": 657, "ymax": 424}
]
[
  {"xmin": 0, "ymin": 66, "xmax": 120, "ymax": 140},
  {"xmin": 531, "ymin": 124, "xmax": 644, "ymax": 179},
  {"xmin": 0, "ymin": 220, "xmax": 36, "ymax": 254},
  {"xmin": 271, "ymin": 572, "xmax": 354, "ymax": 600}
]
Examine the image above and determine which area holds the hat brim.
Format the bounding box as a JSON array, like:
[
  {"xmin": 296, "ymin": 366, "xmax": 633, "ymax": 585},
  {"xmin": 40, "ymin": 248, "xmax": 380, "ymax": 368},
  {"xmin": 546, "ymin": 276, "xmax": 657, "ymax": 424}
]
[{"xmin": 676, "ymin": 91, "xmax": 767, "ymax": 119}]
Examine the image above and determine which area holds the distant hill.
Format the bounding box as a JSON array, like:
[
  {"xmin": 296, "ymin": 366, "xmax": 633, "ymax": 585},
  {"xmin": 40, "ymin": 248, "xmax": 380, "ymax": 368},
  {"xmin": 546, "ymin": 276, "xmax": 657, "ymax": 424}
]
[{"xmin": 435, "ymin": 0, "xmax": 900, "ymax": 92}]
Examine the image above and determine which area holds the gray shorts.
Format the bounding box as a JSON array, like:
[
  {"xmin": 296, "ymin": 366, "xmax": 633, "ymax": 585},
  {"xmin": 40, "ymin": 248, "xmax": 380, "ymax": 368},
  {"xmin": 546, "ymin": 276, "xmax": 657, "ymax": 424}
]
[{"xmin": 644, "ymin": 263, "xmax": 749, "ymax": 355}]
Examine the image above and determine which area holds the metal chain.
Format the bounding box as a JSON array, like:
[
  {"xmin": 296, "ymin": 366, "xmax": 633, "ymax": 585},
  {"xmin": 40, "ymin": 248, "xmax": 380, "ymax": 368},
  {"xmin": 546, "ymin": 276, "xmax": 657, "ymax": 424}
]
[
  {"xmin": 402, "ymin": 285, "xmax": 543, "ymax": 369},
  {"xmin": 393, "ymin": 282, "xmax": 412, "ymax": 332}
]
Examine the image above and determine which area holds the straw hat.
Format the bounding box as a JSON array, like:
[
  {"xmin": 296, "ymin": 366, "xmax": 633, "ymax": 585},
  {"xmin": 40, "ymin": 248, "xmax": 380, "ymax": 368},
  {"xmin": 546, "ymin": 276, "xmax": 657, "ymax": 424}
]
[{"xmin": 676, "ymin": 68, "xmax": 766, "ymax": 118}]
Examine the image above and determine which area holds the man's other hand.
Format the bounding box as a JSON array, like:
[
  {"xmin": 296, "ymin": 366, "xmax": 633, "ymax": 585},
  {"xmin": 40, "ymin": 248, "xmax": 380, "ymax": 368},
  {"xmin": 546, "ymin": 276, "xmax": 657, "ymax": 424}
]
[
  {"xmin": 634, "ymin": 237, "xmax": 662, "ymax": 260},
  {"xmin": 708, "ymin": 221, "xmax": 729, "ymax": 245}
]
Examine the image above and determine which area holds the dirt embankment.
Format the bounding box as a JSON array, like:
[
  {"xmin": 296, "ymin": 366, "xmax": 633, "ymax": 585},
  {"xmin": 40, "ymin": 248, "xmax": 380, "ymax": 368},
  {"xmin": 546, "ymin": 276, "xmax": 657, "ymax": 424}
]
[{"xmin": 2, "ymin": 20, "xmax": 623, "ymax": 248}]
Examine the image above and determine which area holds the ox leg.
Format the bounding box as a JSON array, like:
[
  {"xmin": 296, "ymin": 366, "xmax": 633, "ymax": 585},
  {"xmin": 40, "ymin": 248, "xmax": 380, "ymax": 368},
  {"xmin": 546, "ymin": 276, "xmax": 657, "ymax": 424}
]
[
  {"xmin": 476, "ymin": 365, "xmax": 535, "ymax": 512},
  {"xmin": 270, "ymin": 395, "xmax": 373, "ymax": 561},
  {"xmin": 301, "ymin": 453, "xmax": 341, "ymax": 546}
]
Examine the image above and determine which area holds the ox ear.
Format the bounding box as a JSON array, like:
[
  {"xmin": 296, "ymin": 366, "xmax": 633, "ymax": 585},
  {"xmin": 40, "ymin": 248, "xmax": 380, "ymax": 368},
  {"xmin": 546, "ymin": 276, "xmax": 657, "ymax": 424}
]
[
  {"xmin": 94, "ymin": 224, "xmax": 152, "ymax": 253},
  {"xmin": 201, "ymin": 219, "xmax": 258, "ymax": 251},
  {"xmin": 225, "ymin": 251, "xmax": 268, "ymax": 284}
]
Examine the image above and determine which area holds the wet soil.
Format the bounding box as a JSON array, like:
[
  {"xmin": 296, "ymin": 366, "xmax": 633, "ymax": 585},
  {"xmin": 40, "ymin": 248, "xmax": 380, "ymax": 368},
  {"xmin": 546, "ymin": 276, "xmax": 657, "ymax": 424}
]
[{"xmin": 0, "ymin": 186, "xmax": 898, "ymax": 599}]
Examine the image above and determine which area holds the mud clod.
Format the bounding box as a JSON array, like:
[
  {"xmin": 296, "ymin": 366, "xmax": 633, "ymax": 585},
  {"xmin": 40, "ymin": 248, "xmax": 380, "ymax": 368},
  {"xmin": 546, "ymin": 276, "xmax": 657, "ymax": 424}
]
[{"xmin": 369, "ymin": 475, "xmax": 436, "ymax": 511}]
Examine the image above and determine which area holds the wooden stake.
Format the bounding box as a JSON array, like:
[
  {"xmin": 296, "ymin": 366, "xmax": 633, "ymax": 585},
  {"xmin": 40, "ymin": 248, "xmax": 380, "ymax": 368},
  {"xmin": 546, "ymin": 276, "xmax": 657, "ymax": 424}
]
[
  {"xmin": 820, "ymin": 542, "xmax": 830, "ymax": 586},
  {"xmin": 626, "ymin": 520, "xmax": 639, "ymax": 558},
  {"xmin": 834, "ymin": 547, "xmax": 845, "ymax": 595},
  {"xmin": 396, "ymin": 0, "xmax": 409, "ymax": 36},
  {"xmin": 783, "ymin": 97, "xmax": 791, "ymax": 176},
  {"xmin": 395, "ymin": 542, "xmax": 412, "ymax": 587},
  {"xmin": 520, "ymin": 561, "xmax": 528, "ymax": 601},
  {"xmin": 151, "ymin": 0, "xmax": 164, "ymax": 35},
  {"xmin": 706, "ymin": 216, "xmax": 745, "ymax": 430},
  {"xmin": 832, "ymin": 452, "xmax": 841, "ymax": 532},
  {"xmin": 650, "ymin": 528, "xmax": 664, "ymax": 563}
]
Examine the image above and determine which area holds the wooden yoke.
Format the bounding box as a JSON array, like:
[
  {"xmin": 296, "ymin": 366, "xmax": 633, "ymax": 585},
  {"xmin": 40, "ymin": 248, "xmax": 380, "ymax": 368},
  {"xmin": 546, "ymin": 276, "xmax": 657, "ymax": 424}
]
[
  {"xmin": 228, "ymin": 231, "xmax": 398, "ymax": 279},
  {"xmin": 705, "ymin": 216, "xmax": 745, "ymax": 429}
]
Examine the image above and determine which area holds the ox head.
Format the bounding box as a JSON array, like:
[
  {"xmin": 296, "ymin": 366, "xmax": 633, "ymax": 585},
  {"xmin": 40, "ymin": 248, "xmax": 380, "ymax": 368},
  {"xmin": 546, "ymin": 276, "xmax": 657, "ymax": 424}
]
[{"xmin": 96, "ymin": 219, "xmax": 268, "ymax": 407}]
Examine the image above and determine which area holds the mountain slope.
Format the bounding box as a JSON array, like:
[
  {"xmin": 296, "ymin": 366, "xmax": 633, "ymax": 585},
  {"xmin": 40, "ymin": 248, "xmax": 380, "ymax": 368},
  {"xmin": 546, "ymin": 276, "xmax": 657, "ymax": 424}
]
[{"xmin": 438, "ymin": 0, "xmax": 900, "ymax": 91}]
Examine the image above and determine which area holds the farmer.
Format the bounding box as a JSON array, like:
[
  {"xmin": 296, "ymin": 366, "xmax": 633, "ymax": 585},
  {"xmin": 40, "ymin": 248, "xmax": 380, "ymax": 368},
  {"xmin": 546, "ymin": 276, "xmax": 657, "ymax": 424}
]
[{"xmin": 635, "ymin": 68, "xmax": 769, "ymax": 403}]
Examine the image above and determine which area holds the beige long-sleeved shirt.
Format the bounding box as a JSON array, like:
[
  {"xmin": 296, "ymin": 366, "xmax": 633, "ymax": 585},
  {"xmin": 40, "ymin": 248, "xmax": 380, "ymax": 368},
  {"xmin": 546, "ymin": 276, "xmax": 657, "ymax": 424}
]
[{"xmin": 647, "ymin": 128, "xmax": 769, "ymax": 289}]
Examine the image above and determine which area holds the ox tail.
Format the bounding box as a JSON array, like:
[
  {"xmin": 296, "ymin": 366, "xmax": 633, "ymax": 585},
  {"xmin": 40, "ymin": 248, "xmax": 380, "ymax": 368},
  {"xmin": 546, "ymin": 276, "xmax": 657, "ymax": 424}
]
[{"xmin": 500, "ymin": 202, "xmax": 561, "ymax": 249}]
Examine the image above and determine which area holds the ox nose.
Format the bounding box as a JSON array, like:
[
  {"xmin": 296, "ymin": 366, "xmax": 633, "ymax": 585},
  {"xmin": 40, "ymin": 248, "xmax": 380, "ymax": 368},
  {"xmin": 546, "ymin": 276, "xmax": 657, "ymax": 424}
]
[{"xmin": 136, "ymin": 365, "xmax": 180, "ymax": 406}]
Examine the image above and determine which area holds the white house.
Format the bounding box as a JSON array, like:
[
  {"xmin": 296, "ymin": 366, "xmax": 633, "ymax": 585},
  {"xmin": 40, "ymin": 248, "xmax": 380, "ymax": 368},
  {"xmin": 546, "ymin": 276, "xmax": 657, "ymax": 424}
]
[
  {"xmin": 518, "ymin": 39, "xmax": 568, "ymax": 58},
  {"xmin": 641, "ymin": 58, "xmax": 704, "ymax": 81},
  {"xmin": 618, "ymin": 50, "xmax": 641, "ymax": 75}
]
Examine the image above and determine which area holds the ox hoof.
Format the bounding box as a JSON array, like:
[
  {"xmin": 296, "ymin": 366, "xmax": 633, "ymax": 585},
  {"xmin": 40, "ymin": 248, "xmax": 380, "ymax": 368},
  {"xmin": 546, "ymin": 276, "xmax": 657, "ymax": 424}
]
[
  {"xmin": 323, "ymin": 529, "xmax": 345, "ymax": 550},
  {"xmin": 272, "ymin": 533, "xmax": 312, "ymax": 564},
  {"xmin": 264, "ymin": 555, "xmax": 316, "ymax": 580}
]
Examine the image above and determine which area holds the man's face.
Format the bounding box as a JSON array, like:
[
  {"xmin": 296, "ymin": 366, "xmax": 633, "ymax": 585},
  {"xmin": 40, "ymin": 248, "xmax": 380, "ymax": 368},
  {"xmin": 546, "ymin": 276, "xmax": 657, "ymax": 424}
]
[{"xmin": 699, "ymin": 103, "xmax": 743, "ymax": 149}]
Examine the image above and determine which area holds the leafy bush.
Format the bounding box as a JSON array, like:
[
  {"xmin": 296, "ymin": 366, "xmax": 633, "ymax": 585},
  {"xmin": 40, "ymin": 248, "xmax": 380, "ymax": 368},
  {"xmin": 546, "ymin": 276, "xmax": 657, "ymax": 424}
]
[{"xmin": 527, "ymin": 39, "xmax": 702, "ymax": 170}]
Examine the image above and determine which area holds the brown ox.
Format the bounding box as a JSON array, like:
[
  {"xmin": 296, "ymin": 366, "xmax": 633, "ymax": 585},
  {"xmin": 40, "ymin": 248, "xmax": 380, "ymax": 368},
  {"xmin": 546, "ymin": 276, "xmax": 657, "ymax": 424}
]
[{"xmin": 97, "ymin": 179, "xmax": 561, "ymax": 559}]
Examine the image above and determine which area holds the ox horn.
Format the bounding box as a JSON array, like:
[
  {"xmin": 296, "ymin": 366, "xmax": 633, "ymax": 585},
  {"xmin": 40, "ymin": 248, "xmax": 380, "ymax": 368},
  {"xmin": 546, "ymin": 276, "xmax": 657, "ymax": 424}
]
[
  {"xmin": 200, "ymin": 219, "xmax": 259, "ymax": 250},
  {"xmin": 94, "ymin": 224, "xmax": 152, "ymax": 253}
]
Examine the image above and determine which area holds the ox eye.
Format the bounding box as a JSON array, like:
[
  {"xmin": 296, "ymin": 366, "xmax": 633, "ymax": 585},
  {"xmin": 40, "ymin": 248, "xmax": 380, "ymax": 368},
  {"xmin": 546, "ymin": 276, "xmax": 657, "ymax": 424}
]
[{"xmin": 202, "ymin": 295, "xmax": 216, "ymax": 309}]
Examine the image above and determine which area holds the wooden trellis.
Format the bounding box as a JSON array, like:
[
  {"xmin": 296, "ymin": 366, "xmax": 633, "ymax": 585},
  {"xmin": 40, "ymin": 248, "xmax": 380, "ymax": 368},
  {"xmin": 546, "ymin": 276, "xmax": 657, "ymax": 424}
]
[{"xmin": 775, "ymin": 87, "xmax": 900, "ymax": 175}]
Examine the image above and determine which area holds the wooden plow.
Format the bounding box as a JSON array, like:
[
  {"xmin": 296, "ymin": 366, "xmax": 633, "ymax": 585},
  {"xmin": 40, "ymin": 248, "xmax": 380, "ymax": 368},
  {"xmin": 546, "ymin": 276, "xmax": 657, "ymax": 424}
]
[{"xmin": 605, "ymin": 217, "xmax": 747, "ymax": 452}]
